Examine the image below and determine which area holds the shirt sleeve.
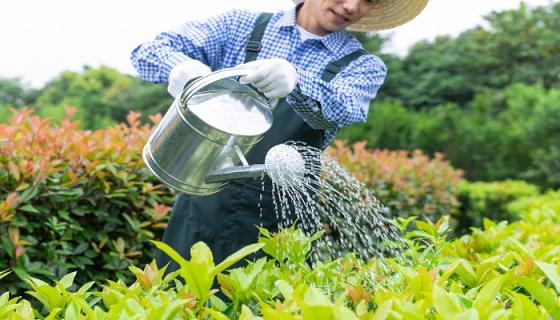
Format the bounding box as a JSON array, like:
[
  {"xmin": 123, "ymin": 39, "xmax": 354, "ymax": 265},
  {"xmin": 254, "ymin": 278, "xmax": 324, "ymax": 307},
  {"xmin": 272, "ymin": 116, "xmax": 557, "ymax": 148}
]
[
  {"xmin": 130, "ymin": 10, "xmax": 240, "ymax": 83},
  {"xmin": 285, "ymin": 54, "xmax": 387, "ymax": 131}
]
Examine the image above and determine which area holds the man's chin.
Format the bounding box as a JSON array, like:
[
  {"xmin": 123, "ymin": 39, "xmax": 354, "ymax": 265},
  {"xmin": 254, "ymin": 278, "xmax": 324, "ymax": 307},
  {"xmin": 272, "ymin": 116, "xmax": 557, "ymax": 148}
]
[{"xmin": 328, "ymin": 25, "xmax": 346, "ymax": 33}]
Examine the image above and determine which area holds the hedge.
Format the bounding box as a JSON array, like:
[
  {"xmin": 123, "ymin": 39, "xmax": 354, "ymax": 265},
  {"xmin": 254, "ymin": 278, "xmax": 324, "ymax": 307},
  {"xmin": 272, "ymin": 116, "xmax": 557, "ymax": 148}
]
[{"xmin": 0, "ymin": 108, "xmax": 174, "ymax": 296}]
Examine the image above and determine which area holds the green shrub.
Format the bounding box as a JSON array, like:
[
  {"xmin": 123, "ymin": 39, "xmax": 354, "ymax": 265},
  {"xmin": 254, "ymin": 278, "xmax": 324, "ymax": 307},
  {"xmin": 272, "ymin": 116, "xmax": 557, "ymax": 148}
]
[
  {"xmin": 3, "ymin": 215, "xmax": 560, "ymax": 319},
  {"xmin": 456, "ymin": 179, "xmax": 539, "ymax": 234},
  {"xmin": 0, "ymin": 108, "xmax": 174, "ymax": 296},
  {"xmin": 508, "ymin": 189, "xmax": 560, "ymax": 225},
  {"xmin": 327, "ymin": 140, "xmax": 464, "ymax": 222}
]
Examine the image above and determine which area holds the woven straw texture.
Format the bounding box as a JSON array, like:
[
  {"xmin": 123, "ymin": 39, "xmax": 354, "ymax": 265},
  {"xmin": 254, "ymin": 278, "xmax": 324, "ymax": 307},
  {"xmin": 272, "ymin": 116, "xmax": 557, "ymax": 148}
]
[{"xmin": 292, "ymin": 0, "xmax": 429, "ymax": 32}]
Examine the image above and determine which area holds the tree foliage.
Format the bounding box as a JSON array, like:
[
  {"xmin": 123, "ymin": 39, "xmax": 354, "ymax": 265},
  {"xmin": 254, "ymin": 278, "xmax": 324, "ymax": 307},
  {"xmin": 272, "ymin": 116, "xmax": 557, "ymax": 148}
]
[
  {"xmin": 0, "ymin": 78, "xmax": 39, "ymax": 121},
  {"xmin": 382, "ymin": 2, "xmax": 560, "ymax": 109},
  {"xmin": 33, "ymin": 66, "xmax": 170, "ymax": 130},
  {"xmin": 339, "ymin": 83, "xmax": 560, "ymax": 189}
]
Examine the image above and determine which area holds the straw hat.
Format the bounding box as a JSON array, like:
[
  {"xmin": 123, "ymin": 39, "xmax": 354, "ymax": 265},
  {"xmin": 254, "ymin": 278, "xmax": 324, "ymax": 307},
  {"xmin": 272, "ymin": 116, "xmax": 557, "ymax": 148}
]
[{"xmin": 292, "ymin": 0, "xmax": 430, "ymax": 32}]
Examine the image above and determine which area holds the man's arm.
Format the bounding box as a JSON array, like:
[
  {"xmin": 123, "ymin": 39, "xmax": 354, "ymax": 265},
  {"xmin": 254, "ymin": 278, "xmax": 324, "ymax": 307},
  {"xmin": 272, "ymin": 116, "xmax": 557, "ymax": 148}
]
[
  {"xmin": 286, "ymin": 54, "xmax": 387, "ymax": 131},
  {"xmin": 130, "ymin": 10, "xmax": 240, "ymax": 84}
]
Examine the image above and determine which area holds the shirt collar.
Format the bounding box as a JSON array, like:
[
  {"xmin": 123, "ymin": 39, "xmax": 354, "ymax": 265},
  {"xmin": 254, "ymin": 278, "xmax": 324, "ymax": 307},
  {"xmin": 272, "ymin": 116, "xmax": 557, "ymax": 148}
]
[{"xmin": 273, "ymin": 5, "xmax": 352, "ymax": 54}]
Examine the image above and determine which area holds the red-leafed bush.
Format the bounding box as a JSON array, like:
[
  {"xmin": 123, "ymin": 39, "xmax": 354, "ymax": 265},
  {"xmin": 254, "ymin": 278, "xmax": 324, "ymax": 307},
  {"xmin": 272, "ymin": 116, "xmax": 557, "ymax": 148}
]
[
  {"xmin": 0, "ymin": 108, "xmax": 174, "ymax": 295},
  {"xmin": 327, "ymin": 140, "xmax": 464, "ymax": 222}
]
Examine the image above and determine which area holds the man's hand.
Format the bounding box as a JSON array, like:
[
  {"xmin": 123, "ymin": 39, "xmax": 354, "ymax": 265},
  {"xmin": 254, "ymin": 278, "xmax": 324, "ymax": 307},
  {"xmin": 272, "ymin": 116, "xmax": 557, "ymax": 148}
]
[
  {"xmin": 167, "ymin": 60, "xmax": 212, "ymax": 97},
  {"xmin": 239, "ymin": 58, "xmax": 298, "ymax": 99}
]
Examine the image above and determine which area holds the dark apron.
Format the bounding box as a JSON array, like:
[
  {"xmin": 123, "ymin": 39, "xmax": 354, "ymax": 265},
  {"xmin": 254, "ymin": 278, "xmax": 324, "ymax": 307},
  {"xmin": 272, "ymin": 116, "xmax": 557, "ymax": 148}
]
[{"xmin": 156, "ymin": 12, "xmax": 366, "ymax": 272}]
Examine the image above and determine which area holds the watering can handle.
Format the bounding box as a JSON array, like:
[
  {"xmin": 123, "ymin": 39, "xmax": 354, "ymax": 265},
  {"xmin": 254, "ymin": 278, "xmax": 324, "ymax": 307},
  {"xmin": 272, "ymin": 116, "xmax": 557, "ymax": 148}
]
[{"xmin": 179, "ymin": 66, "xmax": 278, "ymax": 110}]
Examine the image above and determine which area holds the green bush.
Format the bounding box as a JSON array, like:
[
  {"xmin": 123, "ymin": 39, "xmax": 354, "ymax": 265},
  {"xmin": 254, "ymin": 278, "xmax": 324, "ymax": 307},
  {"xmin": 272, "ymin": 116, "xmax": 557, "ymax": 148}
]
[
  {"xmin": 3, "ymin": 214, "xmax": 560, "ymax": 319},
  {"xmin": 508, "ymin": 189, "xmax": 560, "ymax": 225},
  {"xmin": 456, "ymin": 179, "xmax": 539, "ymax": 234},
  {"xmin": 0, "ymin": 108, "xmax": 174, "ymax": 296}
]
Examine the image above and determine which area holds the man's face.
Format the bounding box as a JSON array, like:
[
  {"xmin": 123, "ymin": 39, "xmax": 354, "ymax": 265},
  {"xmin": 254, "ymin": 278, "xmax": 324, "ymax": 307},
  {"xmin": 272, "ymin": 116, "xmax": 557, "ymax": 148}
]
[{"xmin": 298, "ymin": 0, "xmax": 377, "ymax": 35}]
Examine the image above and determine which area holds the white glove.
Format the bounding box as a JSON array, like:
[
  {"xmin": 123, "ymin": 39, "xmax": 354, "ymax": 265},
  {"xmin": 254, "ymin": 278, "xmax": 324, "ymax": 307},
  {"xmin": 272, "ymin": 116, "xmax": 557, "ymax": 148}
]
[
  {"xmin": 239, "ymin": 58, "xmax": 298, "ymax": 99},
  {"xmin": 167, "ymin": 60, "xmax": 212, "ymax": 98}
]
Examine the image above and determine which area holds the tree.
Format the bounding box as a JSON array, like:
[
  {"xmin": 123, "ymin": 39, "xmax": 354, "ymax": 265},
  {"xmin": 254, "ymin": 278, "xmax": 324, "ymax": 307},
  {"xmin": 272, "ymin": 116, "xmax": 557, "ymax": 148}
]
[
  {"xmin": 0, "ymin": 77, "xmax": 39, "ymax": 122},
  {"xmin": 33, "ymin": 66, "xmax": 132, "ymax": 129},
  {"xmin": 32, "ymin": 66, "xmax": 171, "ymax": 128},
  {"xmin": 383, "ymin": 2, "xmax": 560, "ymax": 109}
]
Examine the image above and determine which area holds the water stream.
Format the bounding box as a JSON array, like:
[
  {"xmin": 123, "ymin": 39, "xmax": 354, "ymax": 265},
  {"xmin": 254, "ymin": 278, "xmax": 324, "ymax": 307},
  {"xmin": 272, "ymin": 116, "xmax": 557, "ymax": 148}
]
[{"xmin": 263, "ymin": 142, "xmax": 405, "ymax": 263}]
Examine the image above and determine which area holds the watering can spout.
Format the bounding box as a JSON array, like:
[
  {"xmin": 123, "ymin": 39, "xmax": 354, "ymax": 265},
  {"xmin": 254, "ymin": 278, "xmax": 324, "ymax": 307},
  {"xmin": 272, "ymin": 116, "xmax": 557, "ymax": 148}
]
[
  {"xmin": 205, "ymin": 143, "xmax": 267, "ymax": 183},
  {"xmin": 206, "ymin": 144, "xmax": 306, "ymax": 187},
  {"xmin": 205, "ymin": 164, "xmax": 266, "ymax": 183}
]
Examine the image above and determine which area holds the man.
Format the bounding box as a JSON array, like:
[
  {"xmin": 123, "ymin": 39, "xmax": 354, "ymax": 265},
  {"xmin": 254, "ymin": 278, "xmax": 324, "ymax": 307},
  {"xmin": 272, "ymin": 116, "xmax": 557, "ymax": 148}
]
[{"xmin": 131, "ymin": 0, "xmax": 429, "ymax": 272}]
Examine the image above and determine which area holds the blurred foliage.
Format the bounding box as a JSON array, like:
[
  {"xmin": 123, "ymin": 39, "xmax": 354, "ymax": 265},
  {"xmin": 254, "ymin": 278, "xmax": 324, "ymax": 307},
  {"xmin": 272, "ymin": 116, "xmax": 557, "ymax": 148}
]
[
  {"xmin": 456, "ymin": 180, "xmax": 540, "ymax": 235},
  {"xmin": 32, "ymin": 66, "xmax": 171, "ymax": 130},
  {"xmin": 0, "ymin": 108, "xmax": 174, "ymax": 297},
  {"xmin": 508, "ymin": 188, "xmax": 560, "ymax": 224},
  {"xmin": 0, "ymin": 77, "xmax": 39, "ymax": 121},
  {"xmin": 327, "ymin": 141, "xmax": 463, "ymax": 223},
  {"xmin": 380, "ymin": 2, "xmax": 560, "ymax": 109},
  {"xmin": 339, "ymin": 83, "xmax": 560, "ymax": 189}
]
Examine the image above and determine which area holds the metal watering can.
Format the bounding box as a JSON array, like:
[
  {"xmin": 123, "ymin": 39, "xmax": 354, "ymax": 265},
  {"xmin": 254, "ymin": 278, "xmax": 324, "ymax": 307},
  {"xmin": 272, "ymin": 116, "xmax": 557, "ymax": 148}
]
[{"xmin": 143, "ymin": 67, "xmax": 276, "ymax": 195}]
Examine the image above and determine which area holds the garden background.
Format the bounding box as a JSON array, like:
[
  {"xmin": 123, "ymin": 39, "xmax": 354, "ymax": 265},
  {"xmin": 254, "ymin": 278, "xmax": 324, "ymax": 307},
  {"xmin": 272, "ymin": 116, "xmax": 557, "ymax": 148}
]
[{"xmin": 1, "ymin": 2, "xmax": 560, "ymax": 319}]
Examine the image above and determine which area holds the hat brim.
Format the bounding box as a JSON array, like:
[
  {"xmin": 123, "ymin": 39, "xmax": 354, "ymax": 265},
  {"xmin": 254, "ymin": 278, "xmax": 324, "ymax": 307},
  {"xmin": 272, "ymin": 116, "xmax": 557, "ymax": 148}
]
[{"xmin": 293, "ymin": 0, "xmax": 430, "ymax": 32}]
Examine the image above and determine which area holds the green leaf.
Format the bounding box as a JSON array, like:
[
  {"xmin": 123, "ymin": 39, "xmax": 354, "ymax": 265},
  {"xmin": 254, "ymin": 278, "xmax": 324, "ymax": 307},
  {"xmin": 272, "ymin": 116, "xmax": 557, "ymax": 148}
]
[
  {"xmin": 511, "ymin": 293, "xmax": 541, "ymax": 319},
  {"xmin": 0, "ymin": 269, "xmax": 10, "ymax": 280},
  {"xmin": 239, "ymin": 305, "xmax": 256, "ymax": 320},
  {"xmin": 205, "ymin": 308, "xmax": 229, "ymax": 320},
  {"xmin": 18, "ymin": 204, "xmax": 39, "ymax": 213},
  {"xmin": 415, "ymin": 221, "xmax": 436, "ymax": 236},
  {"xmin": 146, "ymin": 301, "xmax": 184, "ymax": 320},
  {"xmin": 0, "ymin": 292, "xmax": 8, "ymax": 305},
  {"xmin": 209, "ymin": 295, "xmax": 228, "ymax": 312},
  {"xmin": 438, "ymin": 260, "xmax": 477, "ymax": 288},
  {"xmin": 153, "ymin": 240, "xmax": 214, "ymax": 303},
  {"xmin": 261, "ymin": 303, "xmax": 295, "ymax": 319},
  {"xmin": 212, "ymin": 243, "xmax": 265, "ymax": 276},
  {"xmin": 433, "ymin": 285, "xmax": 463, "ymax": 317},
  {"xmin": 333, "ymin": 304, "xmax": 358, "ymax": 320},
  {"xmin": 456, "ymin": 260, "xmax": 477, "ymax": 288},
  {"xmin": 535, "ymin": 261, "xmax": 560, "ymax": 294},
  {"xmin": 44, "ymin": 308, "xmax": 62, "ymax": 320},
  {"xmin": 300, "ymin": 286, "xmax": 334, "ymax": 320},
  {"xmin": 276, "ymin": 280, "xmax": 294, "ymax": 300},
  {"xmin": 303, "ymin": 286, "xmax": 331, "ymax": 307},
  {"xmin": 451, "ymin": 308, "xmax": 479, "ymax": 320},
  {"xmin": 58, "ymin": 271, "xmax": 77, "ymax": 289},
  {"xmin": 124, "ymin": 298, "xmax": 146, "ymax": 317},
  {"xmin": 473, "ymin": 274, "xmax": 508, "ymax": 313},
  {"xmin": 151, "ymin": 240, "xmax": 188, "ymax": 269},
  {"xmin": 12, "ymin": 267, "xmax": 31, "ymax": 281},
  {"xmin": 73, "ymin": 243, "xmax": 89, "ymax": 255},
  {"xmin": 27, "ymin": 285, "xmax": 65, "ymax": 310},
  {"xmin": 64, "ymin": 302, "xmax": 79, "ymax": 320},
  {"xmin": 372, "ymin": 299, "xmax": 392, "ymax": 320},
  {"xmin": 190, "ymin": 241, "xmax": 215, "ymax": 268},
  {"xmin": 517, "ymin": 276, "xmax": 560, "ymax": 320}
]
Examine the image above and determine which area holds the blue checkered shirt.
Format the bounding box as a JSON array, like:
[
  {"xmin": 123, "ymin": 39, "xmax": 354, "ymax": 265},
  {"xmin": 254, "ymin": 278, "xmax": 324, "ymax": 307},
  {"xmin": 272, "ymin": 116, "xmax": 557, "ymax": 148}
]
[{"xmin": 131, "ymin": 6, "xmax": 386, "ymax": 149}]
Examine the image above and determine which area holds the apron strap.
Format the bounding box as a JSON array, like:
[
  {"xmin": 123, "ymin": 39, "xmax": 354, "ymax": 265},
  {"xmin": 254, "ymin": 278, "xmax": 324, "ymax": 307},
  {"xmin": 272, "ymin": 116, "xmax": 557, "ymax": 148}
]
[
  {"xmin": 321, "ymin": 49, "xmax": 368, "ymax": 82},
  {"xmin": 245, "ymin": 12, "xmax": 274, "ymax": 63}
]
